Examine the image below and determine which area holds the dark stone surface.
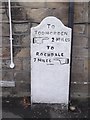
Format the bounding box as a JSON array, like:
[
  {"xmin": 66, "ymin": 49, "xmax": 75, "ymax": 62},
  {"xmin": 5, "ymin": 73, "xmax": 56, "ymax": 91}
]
[{"xmin": 2, "ymin": 97, "xmax": 89, "ymax": 119}]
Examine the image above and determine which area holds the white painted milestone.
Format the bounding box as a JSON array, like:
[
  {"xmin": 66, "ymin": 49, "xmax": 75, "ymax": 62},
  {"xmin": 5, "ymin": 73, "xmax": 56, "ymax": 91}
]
[{"xmin": 31, "ymin": 16, "xmax": 72, "ymax": 105}]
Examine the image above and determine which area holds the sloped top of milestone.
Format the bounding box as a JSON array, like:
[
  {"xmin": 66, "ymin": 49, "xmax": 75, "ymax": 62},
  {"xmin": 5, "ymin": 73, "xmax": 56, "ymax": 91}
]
[{"xmin": 32, "ymin": 16, "xmax": 71, "ymax": 30}]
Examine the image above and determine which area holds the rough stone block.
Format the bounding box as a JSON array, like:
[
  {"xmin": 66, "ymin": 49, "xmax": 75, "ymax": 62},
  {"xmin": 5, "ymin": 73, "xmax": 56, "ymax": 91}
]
[
  {"xmin": 88, "ymin": 67, "xmax": 90, "ymax": 82},
  {"xmin": 2, "ymin": 88, "xmax": 11, "ymax": 96},
  {"xmin": 73, "ymin": 24, "xmax": 86, "ymax": 35},
  {"xmin": 52, "ymin": 8, "xmax": 68, "ymax": 25},
  {"xmin": 12, "ymin": 7, "xmax": 27, "ymax": 20},
  {"xmin": 1, "ymin": 2, "xmax": 6, "ymax": 8},
  {"xmin": 13, "ymin": 23, "xmax": 29, "ymax": 34},
  {"xmin": 88, "ymin": 58, "xmax": 90, "ymax": 69},
  {"xmin": 2, "ymin": 70, "xmax": 13, "ymax": 80},
  {"xmin": 14, "ymin": 71, "xmax": 30, "ymax": 82},
  {"xmin": 0, "ymin": 1, "xmax": 2, "ymax": 7},
  {"xmin": 89, "ymin": 49, "xmax": 90, "ymax": 59},
  {"xmin": 89, "ymin": 84, "xmax": 90, "ymax": 96},
  {"xmin": 2, "ymin": 12, "xmax": 8, "ymax": 21},
  {"xmin": 22, "ymin": 58, "xmax": 30, "ymax": 71},
  {"xmin": 2, "ymin": 23, "xmax": 9, "ymax": 36},
  {"xmin": 26, "ymin": 8, "xmax": 68, "ymax": 25},
  {"xmin": 0, "ymin": 8, "xmax": 5, "ymax": 14},
  {"xmin": 72, "ymin": 47, "xmax": 88, "ymax": 58},
  {"xmin": 0, "ymin": 24, "xmax": 2, "ymax": 36},
  {"xmin": 84, "ymin": 59, "xmax": 88, "ymax": 73},
  {"xmin": 71, "ymin": 73, "xmax": 88, "ymax": 83},
  {"xmin": 26, "ymin": 8, "xmax": 53, "ymax": 23},
  {"xmin": 0, "ymin": 70, "xmax": 2, "ymax": 80},
  {"xmin": 88, "ymin": 2, "xmax": 90, "ymax": 22},
  {"xmin": 71, "ymin": 92, "xmax": 88, "ymax": 99},
  {"xmin": 73, "ymin": 35, "xmax": 88, "ymax": 48},
  {"xmin": 16, "ymin": 0, "xmax": 45, "ymax": 2},
  {"xmin": 15, "ymin": 47, "xmax": 30, "ymax": 58},
  {"xmin": 2, "ymin": 46, "xmax": 10, "ymax": 58},
  {"xmin": 74, "ymin": 2, "xmax": 88, "ymax": 23},
  {"xmin": 0, "ymin": 48, "xmax": 2, "ymax": 57},
  {"xmin": 0, "ymin": 8, "xmax": 2, "ymax": 15},
  {"xmin": 71, "ymin": 84, "xmax": 88, "ymax": 96},
  {"xmin": 46, "ymin": 0, "xmax": 68, "ymax": 2},
  {"xmin": 72, "ymin": 58, "xmax": 84, "ymax": 73},
  {"xmin": 0, "ymin": 37, "xmax": 2, "ymax": 47},
  {"xmin": 84, "ymin": 24, "xmax": 88, "ymax": 37},
  {"xmin": 2, "ymin": 59, "xmax": 11, "ymax": 70},
  {"xmin": 0, "ymin": 14, "xmax": 1, "ymax": 22},
  {"xmin": 21, "ymin": 35, "xmax": 30, "ymax": 46},
  {"xmin": 46, "ymin": 2, "xmax": 68, "ymax": 8},
  {"xmin": 14, "ymin": 58, "xmax": 22, "ymax": 71},
  {"xmin": 13, "ymin": 47, "xmax": 21, "ymax": 57},
  {"xmin": 13, "ymin": 35, "xmax": 30, "ymax": 47},
  {"xmin": 13, "ymin": 35, "xmax": 21, "ymax": 46},
  {"xmin": 31, "ymin": 23, "xmax": 39, "ymax": 27},
  {"xmin": 19, "ymin": 2, "xmax": 45, "ymax": 8},
  {"xmin": 88, "ymin": 25, "xmax": 90, "ymax": 38},
  {"xmin": 0, "ymin": 59, "xmax": 2, "ymax": 70},
  {"xmin": 15, "ymin": 81, "xmax": 30, "ymax": 93},
  {"xmin": 2, "ymin": 37, "xmax": 10, "ymax": 46},
  {"xmin": 10, "ymin": 2, "xmax": 21, "ymax": 7}
]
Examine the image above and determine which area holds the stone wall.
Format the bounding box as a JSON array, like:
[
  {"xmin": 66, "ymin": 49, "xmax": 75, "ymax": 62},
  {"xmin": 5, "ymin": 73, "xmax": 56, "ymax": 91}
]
[{"xmin": 0, "ymin": 1, "xmax": 89, "ymax": 100}]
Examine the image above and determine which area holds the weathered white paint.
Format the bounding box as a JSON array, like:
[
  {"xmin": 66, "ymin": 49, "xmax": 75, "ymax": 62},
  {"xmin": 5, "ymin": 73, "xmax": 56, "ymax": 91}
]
[{"xmin": 31, "ymin": 16, "xmax": 72, "ymax": 105}]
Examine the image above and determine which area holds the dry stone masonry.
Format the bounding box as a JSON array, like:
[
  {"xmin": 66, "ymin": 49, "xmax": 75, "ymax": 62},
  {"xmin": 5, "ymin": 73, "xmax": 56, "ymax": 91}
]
[{"xmin": 0, "ymin": 1, "xmax": 89, "ymax": 100}]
